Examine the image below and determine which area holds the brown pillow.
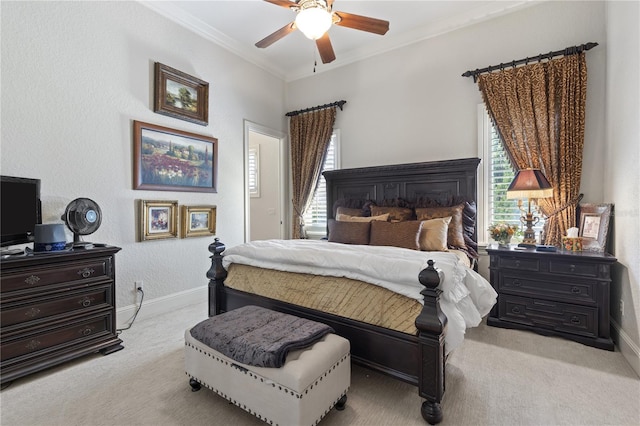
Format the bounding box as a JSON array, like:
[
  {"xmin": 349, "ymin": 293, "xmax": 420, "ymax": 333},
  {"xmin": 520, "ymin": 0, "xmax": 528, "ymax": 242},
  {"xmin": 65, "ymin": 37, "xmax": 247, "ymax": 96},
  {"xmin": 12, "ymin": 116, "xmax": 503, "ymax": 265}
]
[
  {"xmin": 418, "ymin": 217, "xmax": 452, "ymax": 251},
  {"xmin": 369, "ymin": 220, "xmax": 423, "ymax": 250},
  {"xmin": 336, "ymin": 213, "xmax": 390, "ymax": 222},
  {"xmin": 328, "ymin": 219, "xmax": 370, "ymax": 245},
  {"xmin": 336, "ymin": 207, "xmax": 364, "ymax": 217},
  {"xmin": 370, "ymin": 206, "xmax": 413, "ymax": 222},
  {"xmin": 415, "ymin": 204, "xmax": 466, "ymax": 249}
]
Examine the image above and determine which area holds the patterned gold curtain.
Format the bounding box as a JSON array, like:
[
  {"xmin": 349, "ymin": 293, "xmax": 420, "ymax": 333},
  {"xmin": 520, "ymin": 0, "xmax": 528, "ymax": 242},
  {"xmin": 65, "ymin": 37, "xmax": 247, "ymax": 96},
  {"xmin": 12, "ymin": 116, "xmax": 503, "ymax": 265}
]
[
  {"xmin": 478, "ymin": 53, "xmax": 587, "ymax": 245},
  {"xmin": 289, "ymin": 107, "xmax": 337, "ymax": 239}
]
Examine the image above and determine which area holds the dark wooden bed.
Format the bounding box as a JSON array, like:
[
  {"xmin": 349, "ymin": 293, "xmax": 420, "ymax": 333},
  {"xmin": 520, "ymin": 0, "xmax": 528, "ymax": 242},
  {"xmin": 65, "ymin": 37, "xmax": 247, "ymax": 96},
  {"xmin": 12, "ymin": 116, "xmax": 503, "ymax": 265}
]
[{"xmin": 207, "ymin": 157, "xmax": 480, "ymax": 424}]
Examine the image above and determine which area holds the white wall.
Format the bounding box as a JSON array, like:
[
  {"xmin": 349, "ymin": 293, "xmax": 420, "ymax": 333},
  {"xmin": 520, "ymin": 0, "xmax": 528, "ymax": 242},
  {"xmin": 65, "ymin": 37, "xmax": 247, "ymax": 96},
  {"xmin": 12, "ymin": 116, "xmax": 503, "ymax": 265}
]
[
  {"xmin": 1, "ymin": 1, "xmax": 285, "ymax": 318},
  {"xmin": 286, "ymin": 1, "xmax": 607, "ymax": 203},
  {"xmin": 605, "ymin": 0, "xmax": 640, "ymax": 374}
]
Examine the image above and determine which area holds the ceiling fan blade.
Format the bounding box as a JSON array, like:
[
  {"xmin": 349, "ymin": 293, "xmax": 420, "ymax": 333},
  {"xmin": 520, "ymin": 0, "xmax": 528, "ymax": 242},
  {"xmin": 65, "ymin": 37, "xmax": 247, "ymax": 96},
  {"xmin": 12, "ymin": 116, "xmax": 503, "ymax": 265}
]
[
  {"xmin": 263, "ymin": 0, "xmax": 298, "ymax": 9},
  {"xmin": 255, "ymin": 22, "xmax": 296, "ymax": 48},
  {"xmin": 316, "ymin": 33, "xmax": 336, "ymax": 64},
  {"xmin": 333, "ymin": 11, "xmax": 389, "ymax": 35}
]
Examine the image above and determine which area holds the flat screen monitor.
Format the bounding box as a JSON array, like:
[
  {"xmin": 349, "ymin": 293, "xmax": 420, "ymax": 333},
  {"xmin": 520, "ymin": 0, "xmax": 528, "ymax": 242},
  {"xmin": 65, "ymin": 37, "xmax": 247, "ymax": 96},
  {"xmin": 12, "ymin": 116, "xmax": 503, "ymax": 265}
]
[{"xmin": 1, "ymin": 175, "xmax": 42, "ymax": 247}]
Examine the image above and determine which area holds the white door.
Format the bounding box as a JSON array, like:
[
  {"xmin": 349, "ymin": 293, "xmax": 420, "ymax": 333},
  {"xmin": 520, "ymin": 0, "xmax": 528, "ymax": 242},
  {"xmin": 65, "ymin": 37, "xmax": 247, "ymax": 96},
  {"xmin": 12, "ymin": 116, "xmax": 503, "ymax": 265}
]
[{"xmin": 245, "ymin": 121, "xmax": 286, "ymax": 242}]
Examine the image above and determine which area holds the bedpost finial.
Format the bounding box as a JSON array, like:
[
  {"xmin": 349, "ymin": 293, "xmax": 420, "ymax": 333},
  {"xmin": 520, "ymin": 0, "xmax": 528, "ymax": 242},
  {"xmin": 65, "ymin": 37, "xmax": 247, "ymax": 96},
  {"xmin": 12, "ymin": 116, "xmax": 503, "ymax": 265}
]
[
  {"xmin": 418, "ymin": 260, "xmax": 440, "ymax": 289},
  {"xmin": 208, "ymin": 237, "xmax": 225, "ymax": 256}
]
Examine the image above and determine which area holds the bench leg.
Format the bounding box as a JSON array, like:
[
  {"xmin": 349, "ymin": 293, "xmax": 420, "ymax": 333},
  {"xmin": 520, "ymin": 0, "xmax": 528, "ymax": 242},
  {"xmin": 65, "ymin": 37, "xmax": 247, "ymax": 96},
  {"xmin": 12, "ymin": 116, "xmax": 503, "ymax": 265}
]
[
  {"xmin": 335, "ymin": 394, "xmax": 347, "ymax": 411},
  {"xmin": 189, "ymin": 378, "xmax": 201, "ymax": 392}
]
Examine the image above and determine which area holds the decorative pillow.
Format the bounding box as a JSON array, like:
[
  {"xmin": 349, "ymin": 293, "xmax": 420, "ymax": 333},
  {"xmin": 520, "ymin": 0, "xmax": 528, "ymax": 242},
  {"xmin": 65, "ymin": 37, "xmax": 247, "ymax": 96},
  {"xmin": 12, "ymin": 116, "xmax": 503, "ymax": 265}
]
[
  {"xmin": 418, "ymin": 217, "xmax": 452, "ymax": 251},
  {"xmin": 328, "ymin": 220, "xmax": 370, "ymax": 245},
  {"xmin": 369, "ymin": 220, "xmax": 423, "ymax": 250},
  {"xmin": 336, "ymin": 206, "xmax": 364, "ymax": 217},
  {"xmin": 336, "ymin": 213, "xmax": 390, "ymax": 222},
  {"xmin": 415, "ymin": 204, "xmax": 466, "ymax": 249},
  {"xmin": 370, "ymin": 206, "xmax": 413, "ymax": 222}
]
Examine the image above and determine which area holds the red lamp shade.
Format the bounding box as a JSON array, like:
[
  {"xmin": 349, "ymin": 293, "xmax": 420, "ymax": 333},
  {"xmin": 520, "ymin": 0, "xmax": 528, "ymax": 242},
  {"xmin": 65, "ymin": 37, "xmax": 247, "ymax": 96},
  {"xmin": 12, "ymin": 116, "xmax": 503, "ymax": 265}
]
[{"xmin": 506, "ymin": 169, "xmax": 553, "ymax": 200}]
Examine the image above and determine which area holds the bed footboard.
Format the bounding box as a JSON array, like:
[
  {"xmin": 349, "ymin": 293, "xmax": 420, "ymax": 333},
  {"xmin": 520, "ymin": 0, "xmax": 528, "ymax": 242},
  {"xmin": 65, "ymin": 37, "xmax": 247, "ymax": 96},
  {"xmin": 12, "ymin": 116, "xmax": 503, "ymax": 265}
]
[{"xmin": 206, "ymin": 238, "xmax": 447, "ymax": 425}]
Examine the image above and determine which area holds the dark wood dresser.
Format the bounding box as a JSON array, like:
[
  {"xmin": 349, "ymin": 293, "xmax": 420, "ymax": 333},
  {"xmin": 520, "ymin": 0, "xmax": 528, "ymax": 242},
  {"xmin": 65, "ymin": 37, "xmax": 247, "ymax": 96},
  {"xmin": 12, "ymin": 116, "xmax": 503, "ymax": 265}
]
[
  {"xmin": 486, "ymin": 246, "xmax": 617, "ymax": 350},
  {"xmin": 1, "ymin": 246, "xmax": 123, "ymax": 385}
]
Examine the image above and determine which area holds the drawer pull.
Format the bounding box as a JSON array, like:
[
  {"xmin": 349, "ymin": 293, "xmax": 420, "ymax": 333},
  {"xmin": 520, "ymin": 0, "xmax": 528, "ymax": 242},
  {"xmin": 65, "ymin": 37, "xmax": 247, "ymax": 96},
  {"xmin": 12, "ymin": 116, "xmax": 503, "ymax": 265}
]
[
  {"xmin": 79, "ymin": 297, "xmax": 95, "ymax": 307},
  {"xmin": 25, "ymin": 275, "xmax": 41, "ymax": 285},
  {"xmin": 511, "ymin": 306, "xmax": 521, "ymax": 314},
  {"xmin": 570, "ymin": 316, "xmax": 581, "ymax": 324},
  {"xmin": 512, "ymin": 280, "xmax": 522, "ymax": 287},
  {"xmin": 515, "ymin": 260, "xmax": 521, "ymax": 268},
  {"xmin": 571, "ymin": 287, "xmax": 581, "ymax": 294},
  {"xmin": 78, "ymin": 267, "xmax": 95, "ymax": 278},
  {"xmin": 25, "ymin": 339, "xmax": 41, "ymax": 351},
  {"xmin": 80, "ymin": 326, "xmax": 95, "ymax": 336},
  {"xmin": 569, "ymin": 264, "xmax": 576, "ymax": 272},
  {"xmin": 24, "ymin": 307, "xmax": 41, "ymax": 318}
]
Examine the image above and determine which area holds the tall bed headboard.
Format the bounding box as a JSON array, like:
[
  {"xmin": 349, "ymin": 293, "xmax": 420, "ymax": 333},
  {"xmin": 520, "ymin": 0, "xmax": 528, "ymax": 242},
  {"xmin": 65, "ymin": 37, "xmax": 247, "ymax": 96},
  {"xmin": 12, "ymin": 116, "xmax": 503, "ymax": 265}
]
[{"xmin": 323, "ymin": 157, "xmax": 481, "ymax": 242}]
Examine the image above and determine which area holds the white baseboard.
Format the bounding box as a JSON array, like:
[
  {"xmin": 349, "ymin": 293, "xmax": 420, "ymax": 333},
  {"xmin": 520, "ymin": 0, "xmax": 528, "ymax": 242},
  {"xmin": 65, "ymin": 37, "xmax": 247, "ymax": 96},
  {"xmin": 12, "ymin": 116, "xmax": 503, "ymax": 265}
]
[
  {"xmin": 611, "ymin": 318, "xmax": 640, "ymax": 378},
  {"xmin": 117, "ymin": 286, "xmax": 208, "ymax": 329}
]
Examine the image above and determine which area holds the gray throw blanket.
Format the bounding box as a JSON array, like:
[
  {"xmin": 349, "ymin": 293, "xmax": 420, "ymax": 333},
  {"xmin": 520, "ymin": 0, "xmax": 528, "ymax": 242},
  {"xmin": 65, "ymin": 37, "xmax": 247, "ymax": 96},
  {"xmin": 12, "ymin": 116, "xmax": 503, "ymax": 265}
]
[{"xmin": 190, "ymin": 305, "xmax": 334, "ymax": 368}]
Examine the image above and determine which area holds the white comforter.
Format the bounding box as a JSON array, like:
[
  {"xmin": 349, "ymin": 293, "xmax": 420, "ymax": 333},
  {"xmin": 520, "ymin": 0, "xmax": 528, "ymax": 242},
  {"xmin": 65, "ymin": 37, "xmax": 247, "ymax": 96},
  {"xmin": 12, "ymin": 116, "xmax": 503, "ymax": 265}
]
[{"xmin": 222, "ymin": 239, "xmax": 497, "ymax": 353}]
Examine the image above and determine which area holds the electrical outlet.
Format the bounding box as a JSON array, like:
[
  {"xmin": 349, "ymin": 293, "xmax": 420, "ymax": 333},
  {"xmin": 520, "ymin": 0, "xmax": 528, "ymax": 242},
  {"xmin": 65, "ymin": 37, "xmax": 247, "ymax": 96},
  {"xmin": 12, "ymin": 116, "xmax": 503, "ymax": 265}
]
[
  {"xmin": 135, "ymin": 280, "xmax": 143, "ymax": 292},
  {"xmin": 620, "ymin": 299, "xmax": 624, "ymax": 317}
]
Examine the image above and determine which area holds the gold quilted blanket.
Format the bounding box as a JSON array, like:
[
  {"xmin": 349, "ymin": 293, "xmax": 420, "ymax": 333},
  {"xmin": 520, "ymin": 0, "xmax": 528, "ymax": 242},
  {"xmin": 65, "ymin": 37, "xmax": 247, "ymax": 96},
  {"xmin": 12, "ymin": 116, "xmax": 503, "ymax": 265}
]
[{"xmin": 224, "ymin": 264, "xmax": 421, "ymax": 335}]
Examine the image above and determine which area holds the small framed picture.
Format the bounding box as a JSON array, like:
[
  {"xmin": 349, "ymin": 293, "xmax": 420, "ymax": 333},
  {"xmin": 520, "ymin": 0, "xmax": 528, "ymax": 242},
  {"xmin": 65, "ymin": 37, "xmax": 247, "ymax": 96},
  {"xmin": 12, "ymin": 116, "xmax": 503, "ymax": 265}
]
[
  {"xmin": 154, "ymin": 62, "xmax": 209, "ymax": 126},
  {"xmin": 181, "ymin": 205, "xmax": 216, "ymax": 238},
  {"xmin": 578, "ymin": 203, "xmax": 613, "ymax": 252},
  {"xmin": 140, "ymin": 200, "xmax": 178, "ymax": 241}
]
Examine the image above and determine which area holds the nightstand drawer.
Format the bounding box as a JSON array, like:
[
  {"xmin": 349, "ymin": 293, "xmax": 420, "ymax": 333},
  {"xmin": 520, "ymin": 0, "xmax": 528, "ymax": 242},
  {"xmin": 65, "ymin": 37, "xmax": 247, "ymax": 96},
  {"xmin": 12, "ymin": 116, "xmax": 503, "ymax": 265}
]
[
  {"xmin": 500, "ymin": 274, "xmax": 597, "ymax": 305},
  {"xmin": 1, "ymin": 258, "xmax": 112, "ymax": 294},
  {"xmin": 0, "ymin": 312, "xmax": 113, "ymax": 362},
  {"xmin": 549, "ymin": 260, "xmax": 598, "ymax": 277},
  {"xmin": 499, "ymin": 295, "xmax": 597, "ymax": 337},
  {"xmin": 498, "ymin": 256, "xmax": 540, "ymax": 272},
  {"xmin": 0, "ymin": 284, "xmax": 112, "ymax": 328}
]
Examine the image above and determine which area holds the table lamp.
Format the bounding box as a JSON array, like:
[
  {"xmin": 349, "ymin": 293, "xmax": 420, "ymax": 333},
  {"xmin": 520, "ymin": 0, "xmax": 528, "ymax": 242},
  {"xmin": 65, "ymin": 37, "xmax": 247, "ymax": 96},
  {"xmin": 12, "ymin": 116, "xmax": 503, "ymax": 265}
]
[{"xmin": 506, "ymin": 168, "xmax": 553, "ymax": 247}]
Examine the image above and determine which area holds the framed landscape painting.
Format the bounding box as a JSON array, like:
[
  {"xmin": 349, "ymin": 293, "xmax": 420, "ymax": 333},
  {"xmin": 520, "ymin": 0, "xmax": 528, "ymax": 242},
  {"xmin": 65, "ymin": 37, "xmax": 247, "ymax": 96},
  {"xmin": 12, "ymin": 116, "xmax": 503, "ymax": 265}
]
[
  {"xmin": 133, "ymin": 121, "xmax": 218, "ymax": 193},
  {"xmin": 154, "ymin": 62, "xmax": 209, "ymax": 126},
  {"xmin": 181, "ymin": 205, "xmax": 216, "ymax": 238}
]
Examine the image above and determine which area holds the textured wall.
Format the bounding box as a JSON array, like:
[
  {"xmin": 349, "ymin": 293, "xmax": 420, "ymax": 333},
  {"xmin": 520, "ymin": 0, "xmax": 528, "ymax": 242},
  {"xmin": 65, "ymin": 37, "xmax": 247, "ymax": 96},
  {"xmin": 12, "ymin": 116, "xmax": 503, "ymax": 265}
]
[
  {"xmin": 605, "ymin": 0, "xmax": 640, "ymax": 374},
  {"xmin": 1, "ymin": 1, "xmax": 285, "ymax": 310}
]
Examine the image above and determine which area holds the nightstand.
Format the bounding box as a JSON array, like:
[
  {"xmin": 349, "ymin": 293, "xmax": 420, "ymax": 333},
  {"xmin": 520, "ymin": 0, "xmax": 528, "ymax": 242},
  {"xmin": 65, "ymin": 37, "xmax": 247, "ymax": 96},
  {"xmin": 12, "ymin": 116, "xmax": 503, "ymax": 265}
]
[{"xmin": 486, "ymin": 246, "xmax": 617, "ymax": 350}]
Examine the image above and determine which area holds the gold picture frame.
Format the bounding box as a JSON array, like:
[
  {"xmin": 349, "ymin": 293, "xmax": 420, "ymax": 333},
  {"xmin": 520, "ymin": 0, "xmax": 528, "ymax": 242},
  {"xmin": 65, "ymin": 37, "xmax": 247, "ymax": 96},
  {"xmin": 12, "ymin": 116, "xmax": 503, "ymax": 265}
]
[
  {"xmin": 181, "ymin": 205, "xmax": 216, "ymax": 238},
  {"xmin": 139, "ymin": 200, "xmax": 178, "ymax": 241},
  {"xmin": 154, "ymin": 62, "xmax": 209, "ymax": 126}
]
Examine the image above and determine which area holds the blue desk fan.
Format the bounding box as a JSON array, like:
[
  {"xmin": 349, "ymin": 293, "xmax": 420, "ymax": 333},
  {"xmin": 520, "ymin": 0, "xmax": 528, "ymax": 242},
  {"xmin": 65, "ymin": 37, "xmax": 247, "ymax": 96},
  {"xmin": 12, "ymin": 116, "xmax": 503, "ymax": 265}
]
[{"xmin": 61, "ymin": 198, "xmax": 102, "ymax": 249}]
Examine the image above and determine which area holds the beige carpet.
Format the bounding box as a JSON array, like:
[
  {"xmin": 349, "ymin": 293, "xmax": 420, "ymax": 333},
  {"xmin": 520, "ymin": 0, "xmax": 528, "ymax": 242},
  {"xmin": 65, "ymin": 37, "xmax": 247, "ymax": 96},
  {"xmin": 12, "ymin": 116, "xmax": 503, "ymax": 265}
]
[{"xmin": 1, "ymin": 302, "xmax": 639, "ymax": 426}]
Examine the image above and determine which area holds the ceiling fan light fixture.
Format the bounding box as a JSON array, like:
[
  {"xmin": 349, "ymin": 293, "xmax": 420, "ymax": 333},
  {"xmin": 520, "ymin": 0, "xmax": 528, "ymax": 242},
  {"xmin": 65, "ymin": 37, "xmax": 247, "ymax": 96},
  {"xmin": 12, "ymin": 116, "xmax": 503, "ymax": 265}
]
[{"xmin": 295, "ymin": 2, "xmax": 332, "ymax": 40}]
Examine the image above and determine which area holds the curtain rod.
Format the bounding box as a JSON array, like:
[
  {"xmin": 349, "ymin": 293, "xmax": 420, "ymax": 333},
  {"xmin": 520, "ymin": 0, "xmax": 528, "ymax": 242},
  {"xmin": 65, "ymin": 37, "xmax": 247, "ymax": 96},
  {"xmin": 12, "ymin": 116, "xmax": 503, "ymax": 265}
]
[
  {"xmin": 285, "ymin": 100, "xmax": 347, "ymax": 117},
  {"xmin": 462, "ymin": 42, "xmax": 598, "ymax": 82}
]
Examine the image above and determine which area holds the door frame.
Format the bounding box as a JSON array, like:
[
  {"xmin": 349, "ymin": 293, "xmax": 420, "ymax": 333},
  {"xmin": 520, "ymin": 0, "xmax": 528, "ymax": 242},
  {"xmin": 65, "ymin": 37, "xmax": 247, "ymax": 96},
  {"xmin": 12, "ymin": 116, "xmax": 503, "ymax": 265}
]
[{"xmin": 243, "ymin": 120, "xmax": 287, "ymax": 242}]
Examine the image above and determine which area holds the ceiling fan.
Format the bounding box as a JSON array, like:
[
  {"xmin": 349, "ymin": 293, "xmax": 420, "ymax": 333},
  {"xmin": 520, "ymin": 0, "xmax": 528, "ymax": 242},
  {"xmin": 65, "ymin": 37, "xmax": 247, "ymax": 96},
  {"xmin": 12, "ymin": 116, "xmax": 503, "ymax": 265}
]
[{"xmin": 256, "ymin": 0, "xmax": 390, "ymax": 64}]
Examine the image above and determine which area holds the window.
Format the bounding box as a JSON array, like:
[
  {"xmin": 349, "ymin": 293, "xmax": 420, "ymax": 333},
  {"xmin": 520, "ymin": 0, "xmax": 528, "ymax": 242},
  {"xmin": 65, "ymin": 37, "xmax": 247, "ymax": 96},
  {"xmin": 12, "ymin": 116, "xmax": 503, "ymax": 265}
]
[
  {"xmin": 248, "ymin": 145, "xmax": 260, "ymax": 198},
  {"xmin": 303, "ymin": 130, "xmax": 340, "ymax": 238},
  {"xmin": 478, "ymin": 106, "xmax": 544, "ymax": 244}
]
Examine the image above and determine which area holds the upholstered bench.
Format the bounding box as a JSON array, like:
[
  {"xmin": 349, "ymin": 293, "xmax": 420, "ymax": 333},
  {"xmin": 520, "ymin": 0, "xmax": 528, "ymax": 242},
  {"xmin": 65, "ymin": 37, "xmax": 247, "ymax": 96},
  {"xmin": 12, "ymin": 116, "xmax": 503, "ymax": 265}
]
[{"xmin": 184, "ymin": 306, "xmax": 350, "ymax": 426}]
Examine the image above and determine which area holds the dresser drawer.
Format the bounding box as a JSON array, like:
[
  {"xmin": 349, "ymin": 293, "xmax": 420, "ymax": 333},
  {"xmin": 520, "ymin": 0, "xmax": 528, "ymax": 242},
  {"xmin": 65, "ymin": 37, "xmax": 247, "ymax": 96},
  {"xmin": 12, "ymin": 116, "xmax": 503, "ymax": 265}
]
[
  {"xmin": 549, "ymin": 260, "xmax": 598, "ymax": 277},
  {"xmin": 498, "ymin": 256, "xmax": 540, "ymax": 272},
  {"xmin": 499, "ymin": 294, "xmax": 597, "ymax": 337},
  {"xmin": 0, "ymin": 284, "xmax": 112, "ymax": 328},
  {"xmin": 500, "ymin": 273, "xmax": 597, "ymax": 305},
  {"xmin": 0, "ymin": 312, "xmax": 113, "ymax": 362},
  {"xmin": 0, "ymin": 258, "xmax": 112, "ymax": 294}
]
